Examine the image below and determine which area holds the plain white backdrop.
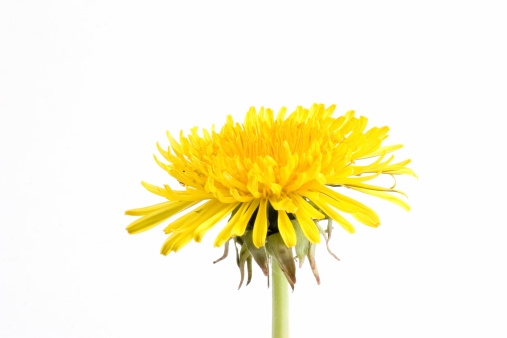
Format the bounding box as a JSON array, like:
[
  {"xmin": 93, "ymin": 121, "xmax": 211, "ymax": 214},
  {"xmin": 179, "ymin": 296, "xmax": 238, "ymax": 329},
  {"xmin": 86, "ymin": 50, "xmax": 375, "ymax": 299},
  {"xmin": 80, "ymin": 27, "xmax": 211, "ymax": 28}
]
[{"xmin": 1, "ymin": 1, "xmax": 506, "ymax": 337}]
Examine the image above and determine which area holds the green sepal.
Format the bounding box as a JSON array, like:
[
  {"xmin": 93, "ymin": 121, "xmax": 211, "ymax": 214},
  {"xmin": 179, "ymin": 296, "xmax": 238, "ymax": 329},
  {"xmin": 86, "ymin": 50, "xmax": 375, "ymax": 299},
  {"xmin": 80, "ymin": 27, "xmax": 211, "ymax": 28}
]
[
  {"xmin": 233, "ymin": 238, "xmax": 242, "ymax": 267},
  {"xmin": 266, "ymin": 233, "xmax": 296, "ymax": 290},
  {"xmin": 292, "ymin": 218, "xmax": 310, "ymax": 268},
  {"xmin": 246, "ymin": 255, "xmax": 253, "ymax": 286},
  {"xmin": 237, "ymin": 244, "xmax": 251, "ymax": 290},
  {"xmin": 213, "ymin": 238, "xmax": 230, "ymax": 264},
  {"xmin": 242, "ymin": 229, "xmax": 269, "ymax": 276}
]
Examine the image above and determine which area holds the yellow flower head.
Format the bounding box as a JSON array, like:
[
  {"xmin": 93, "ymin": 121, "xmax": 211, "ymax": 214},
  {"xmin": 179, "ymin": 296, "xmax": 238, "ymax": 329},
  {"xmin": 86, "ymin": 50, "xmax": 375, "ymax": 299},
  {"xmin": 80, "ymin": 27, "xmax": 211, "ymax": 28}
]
[{"xmin": 126, "ymin": 104, "xmax": 415, "ymax": 271}]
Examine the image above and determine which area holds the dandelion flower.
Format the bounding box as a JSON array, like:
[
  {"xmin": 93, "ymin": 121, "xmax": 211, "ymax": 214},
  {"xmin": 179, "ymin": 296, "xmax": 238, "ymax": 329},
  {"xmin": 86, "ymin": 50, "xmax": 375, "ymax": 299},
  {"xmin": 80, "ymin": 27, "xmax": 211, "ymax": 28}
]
[{"xmin": 125, "ymin": 104, "xmax": 415, "ymax": 286}]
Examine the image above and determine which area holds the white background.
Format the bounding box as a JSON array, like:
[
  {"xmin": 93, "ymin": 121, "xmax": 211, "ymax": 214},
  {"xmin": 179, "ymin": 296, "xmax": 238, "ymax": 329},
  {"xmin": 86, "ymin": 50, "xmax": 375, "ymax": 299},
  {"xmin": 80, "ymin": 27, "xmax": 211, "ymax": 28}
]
[{"xmin": 1, "ymin": 1, "xmax": 506, "ymax": 337}]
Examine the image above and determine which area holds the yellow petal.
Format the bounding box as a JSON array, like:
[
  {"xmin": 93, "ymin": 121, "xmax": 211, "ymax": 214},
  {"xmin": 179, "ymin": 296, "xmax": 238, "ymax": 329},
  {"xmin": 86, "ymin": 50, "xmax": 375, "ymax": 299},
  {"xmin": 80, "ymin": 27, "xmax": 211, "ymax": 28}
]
[
  {"xmin": 351, "ymin": 212, "xmax": 381, "ymax": 228},
  {"xmin": 291, "ymin": 194, "xmax": 325, "ymax": 219},
  {"xmin": 317, "ymin": 186, "xmax": 369, "ymax": 213},
  {"xmin": 178, "ymin": 200, "xmax": 224, "ymax": 232},
  {"xmin": 305, "ymin": 194, "xmax": 355, "ymax": 233},
  {"xmin": 163, "ymin": 184, "xmax": 215, "ymax": 201},
  {"xmin": 214, "ymin": 202, "xmax": 249, "ymax": 247},
  {"xmin": 166, "ymin": 130, "xmax": 183, "ymax": 157},
  {"xmin": 277, "ymin": 210, "xmax": 297, "ymax": 247},
  {"xmin": 125, "ymin": 201, "xmax": 176, "ymax": 216},
  {"xmin": 194, "ymin": 202, "xmax": 240, "ymax": 242},
  {"xmin": 276, "ymin": 107, "xmax": 287, "ymax": 123},
  {"xmin": 351, "ymin": 187, "xmax": 411, "ymax": 212},
  {"xmin": 350, "ymin": 153, "xmax": 392, "ymax": 175},
  {"xmin": 316, "ymin": 186, "xmax": 380, "ymax": 226},
  {"xmin": 294, "ymin": 209, "xmax": 321, "ymax": 244},
  {"xmin": 381, "ymin": 168, "xmax": 418, "ymax": 178},
  {"xmin": 126, "ymin": 201, "xmax": 197, "ymax": 234},
  {"xmin": 163, "ymin": 200, "xmax": 218, "ymax": 234},
  {"xmin": 141, "ymin": 181, "xmax": 168, "ymax": 198},
  {"xmin": 160, "ymin": 228, "xmax": 194, "ymax": 255},
  {"xmin": 343, "ymin": 182, "xmax": 408, "ymax": 198},
  {"xmin": 252, "ymin": 199, "xmax": 268, "ymax": 248},
  {"xmin": 269, "ymin": 195, "xmax": 298, "ymax": 214},
  {"xmin": 358, "ymin": 144, "xmax": 404, "ymax": 159},
  {"xmin": 231, "ymin": 199, "xmax": 260, "ymax": 237},
  {"xmin": 331, "ymin": 172, "xmax": 381, "ymax": 185}
]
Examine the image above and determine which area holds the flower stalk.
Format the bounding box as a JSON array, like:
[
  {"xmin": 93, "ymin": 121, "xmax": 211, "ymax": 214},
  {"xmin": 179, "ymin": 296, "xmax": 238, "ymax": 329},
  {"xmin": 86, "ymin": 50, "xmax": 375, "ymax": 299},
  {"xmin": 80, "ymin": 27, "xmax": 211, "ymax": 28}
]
[
  {"xmin": 272, "ymin": 259, "xmax": 289, "ymax": 338},
  {"xmin": 124, "ymin": 103, "xmax": 416, "ymax": 337}
]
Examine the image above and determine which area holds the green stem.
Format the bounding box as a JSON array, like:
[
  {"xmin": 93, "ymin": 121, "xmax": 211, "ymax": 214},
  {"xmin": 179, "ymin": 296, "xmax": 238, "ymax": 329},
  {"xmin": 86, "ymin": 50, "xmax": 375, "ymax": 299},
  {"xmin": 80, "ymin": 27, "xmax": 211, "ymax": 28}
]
[{"xmin": 272, "ymin": 259, "xmax": 289, "ymax": 338}]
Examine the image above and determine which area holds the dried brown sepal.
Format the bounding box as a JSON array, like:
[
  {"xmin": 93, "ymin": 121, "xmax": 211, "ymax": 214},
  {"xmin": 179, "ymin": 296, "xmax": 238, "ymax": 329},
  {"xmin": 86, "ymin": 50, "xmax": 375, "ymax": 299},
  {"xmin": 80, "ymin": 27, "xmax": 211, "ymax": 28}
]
[
  {"xmin": 314, "ymin": 218, "xmax": 340, "ymax": 262},
  {"xmin": 308, "ymin": 243, "xmax": 321, "ymax": 285},
  {"xmin": 306, "ymin": 199, "xmax": 340, "ymax": 262},
  {"xmin": 324, "ymin": 218, "xmax": 340, "ymax": 261}
]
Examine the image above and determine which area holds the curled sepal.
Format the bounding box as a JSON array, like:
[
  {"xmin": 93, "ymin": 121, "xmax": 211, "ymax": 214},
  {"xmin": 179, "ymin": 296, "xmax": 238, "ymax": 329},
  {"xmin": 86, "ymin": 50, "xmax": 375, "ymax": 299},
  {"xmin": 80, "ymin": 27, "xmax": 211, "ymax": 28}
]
[
  {"xmin": 266, "ymin": 233, "xmax": 296, "ymax": 290},
  {"xmin": 308, "ymin": 243, "xmax": 321, "ymax": 285},
  {"xmin": 238, "ymin": 244, "xmax": 251, "ymax": 290},
  {"xmin": 314, "ymin": 218, "xmax": 340, "ymax": 261},
  {"xmin": 325, "ymin": 217, "xmax": 340, "ymax": 261},
  {"xmin": 246, "ymin": 255, "xmax": 253, "ymax": 286},
  {"xmin": 213, "ymin": 239, "xmax": 230, "ymax": 264},
  {"xmin": 242, "ymin": 229, "xmax": 269, "ymax": 276},
  {"xmin": 292, "ymin": 218, "xmax": 310, "ymax": 268},
  {"xmin": 234, "ymin": 237, "xmax": 244, "ymax": 267}
]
